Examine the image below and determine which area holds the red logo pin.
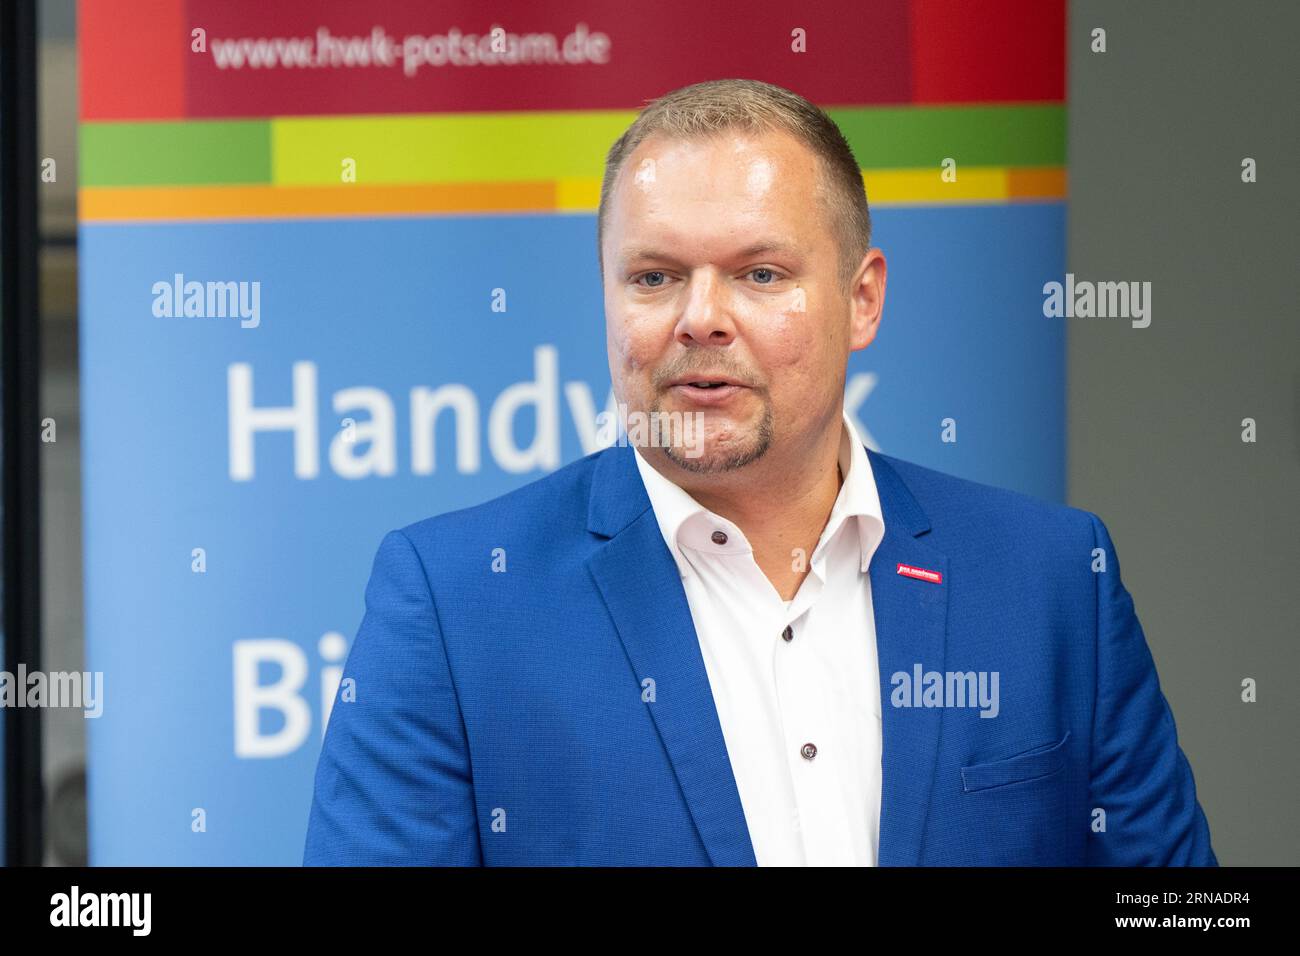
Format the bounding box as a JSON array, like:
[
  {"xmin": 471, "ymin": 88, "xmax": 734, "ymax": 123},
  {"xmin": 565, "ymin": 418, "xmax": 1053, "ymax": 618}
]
[{"xmin": 897, "ymin": 563, "xmax": 942, "ymax": 584}]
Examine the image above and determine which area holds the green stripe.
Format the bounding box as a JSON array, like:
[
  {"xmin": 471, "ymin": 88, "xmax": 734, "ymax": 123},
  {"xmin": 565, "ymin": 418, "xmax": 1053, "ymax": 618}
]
[
  {"xmin": 79, "ymin": 121, "xmax": 271, "ymax": 186},
  {"xmin": 80, "ymin": 104, "xmax": 1064, "ymax": 187},
  {"xmin": 829, "ymin": 104, "xmax": 1065, "ymax": 168}
]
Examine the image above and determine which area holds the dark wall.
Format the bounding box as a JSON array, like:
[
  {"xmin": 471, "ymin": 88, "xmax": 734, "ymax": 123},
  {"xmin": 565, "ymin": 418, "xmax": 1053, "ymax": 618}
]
[{"xmin": 1067, "ymin": 0, "xmax": 1298, "ymax": 865}]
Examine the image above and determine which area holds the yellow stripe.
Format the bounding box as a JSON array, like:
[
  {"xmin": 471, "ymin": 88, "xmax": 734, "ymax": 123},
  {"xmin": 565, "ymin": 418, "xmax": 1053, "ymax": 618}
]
[
  {"xmin": 867, "ymin": 167, "xmax": 1007, "ymax": 203},
  {"xmin": 80, "ymin": 167, "xmax": 1063, "ymax": 222}
]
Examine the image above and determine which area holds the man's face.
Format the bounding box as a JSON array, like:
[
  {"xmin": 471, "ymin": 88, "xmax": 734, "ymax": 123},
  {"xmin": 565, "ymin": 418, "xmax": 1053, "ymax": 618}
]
[{"xmin": 602, "ymin": 128, "xmax": 880, "ymax": 475}]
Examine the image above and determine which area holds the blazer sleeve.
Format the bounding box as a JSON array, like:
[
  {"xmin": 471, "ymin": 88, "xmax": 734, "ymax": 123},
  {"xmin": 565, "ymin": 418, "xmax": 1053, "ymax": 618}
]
[
  {"xmin": 303, "ymin": 529, "xmax": 482, "ymax": 865},
  {"xmin": 1085, "ymin": 512, "xmax": 1217, "ymax": 866}
]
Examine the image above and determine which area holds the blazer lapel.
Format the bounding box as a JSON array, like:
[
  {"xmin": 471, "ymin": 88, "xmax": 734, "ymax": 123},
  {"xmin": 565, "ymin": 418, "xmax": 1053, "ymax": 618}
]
[
  {"xmin": 866, "ymin": 449, "xmax": 949, "ymax": 866},
  {"xmin": 584, "ymin": 444, "xmax": 757, "ymax": 866}
]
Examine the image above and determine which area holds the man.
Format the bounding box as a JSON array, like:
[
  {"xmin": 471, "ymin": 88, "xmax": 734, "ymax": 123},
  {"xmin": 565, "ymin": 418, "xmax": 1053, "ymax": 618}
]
[{"xmin": 303, "ymin": 79, "xmax": 1216, "ymax": 866}]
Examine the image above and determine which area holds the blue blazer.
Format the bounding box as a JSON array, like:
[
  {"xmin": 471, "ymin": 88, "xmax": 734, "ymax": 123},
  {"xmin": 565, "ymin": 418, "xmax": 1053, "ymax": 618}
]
[{"xmin": 303, "ymin": 443, "xmax": 1217, "ymax": 866}]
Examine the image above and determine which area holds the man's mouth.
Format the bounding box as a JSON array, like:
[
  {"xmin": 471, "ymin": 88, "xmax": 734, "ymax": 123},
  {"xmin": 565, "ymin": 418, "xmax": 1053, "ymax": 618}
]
[
  {"xmin": 667, "ymin": 375, "xmax": 749, "ymax": 389},
  {"xmin": 666, "ymin": 378, "xmax": 749, "ymax": 405}
]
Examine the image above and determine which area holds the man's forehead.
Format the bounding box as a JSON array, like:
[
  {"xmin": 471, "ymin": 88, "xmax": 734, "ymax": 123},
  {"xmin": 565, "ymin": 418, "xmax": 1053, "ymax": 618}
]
[
  {"xmin": 608, "ymin": 130, "xmax": 822, "ymax": 248},
  {"xmin": 622, "ymin": 127, "xmax": 818, "ymax": 186}
]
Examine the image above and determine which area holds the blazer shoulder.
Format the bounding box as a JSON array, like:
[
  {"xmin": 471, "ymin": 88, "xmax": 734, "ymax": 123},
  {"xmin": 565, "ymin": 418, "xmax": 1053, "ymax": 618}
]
[
  {"xmin": 396, "ymin": 445, "xmax": 613, "ymax": 552},
  {"xmin": 870, "ymin": 449, "xmax": 1098, "ymax": 547}
]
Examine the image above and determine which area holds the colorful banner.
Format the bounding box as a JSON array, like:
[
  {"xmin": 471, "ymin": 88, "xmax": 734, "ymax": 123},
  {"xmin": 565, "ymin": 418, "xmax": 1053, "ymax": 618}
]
[{"xmin": 79, "ymin": 0, "xmax": 1066, "ymax": 864}]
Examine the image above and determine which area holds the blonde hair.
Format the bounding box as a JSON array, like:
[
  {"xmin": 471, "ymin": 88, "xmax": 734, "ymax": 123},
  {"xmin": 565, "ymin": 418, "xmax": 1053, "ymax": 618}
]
[{"xmin": 598, "ymin": 78, "xmax": 872, "ymax": 294}]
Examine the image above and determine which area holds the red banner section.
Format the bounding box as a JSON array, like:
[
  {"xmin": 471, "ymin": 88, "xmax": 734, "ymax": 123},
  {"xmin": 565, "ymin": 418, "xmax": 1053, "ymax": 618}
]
[
  {"xmin": 911, "ymin": 0, "xmax": 1066, "ymax": 104},
  {"xmin": 80, "ymin": 0, "xmax": 1064, "ymax": 121},
  {"xmin": 81, "ymin": 0, "xmax": 186, "ymax": 119}
]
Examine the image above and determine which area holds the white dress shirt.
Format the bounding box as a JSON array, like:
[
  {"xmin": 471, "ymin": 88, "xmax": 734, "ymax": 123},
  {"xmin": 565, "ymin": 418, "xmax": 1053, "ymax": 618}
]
[{"xmin": 632, "ymin": 410, "xmax": 886, "ymax": 866}]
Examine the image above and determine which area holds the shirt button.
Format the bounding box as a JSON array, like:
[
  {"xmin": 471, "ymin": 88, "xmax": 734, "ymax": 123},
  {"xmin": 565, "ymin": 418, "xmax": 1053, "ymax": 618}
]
[
  {"xmin": 781, "ymin": 625, "xmax": 794, "ymax": 642},
  {"xmin": 801, "ymin": 742, "xmax": 818, "ymax": 760},
  {"xmin": 710, "ymin": 530, "xmax": 728, "ymax": 545}
]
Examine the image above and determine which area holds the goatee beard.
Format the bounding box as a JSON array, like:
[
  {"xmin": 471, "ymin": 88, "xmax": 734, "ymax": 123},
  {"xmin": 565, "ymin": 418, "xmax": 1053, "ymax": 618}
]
[{"xmin": 653, "ymin": 402, "xmax": 775, "ymax": 474}]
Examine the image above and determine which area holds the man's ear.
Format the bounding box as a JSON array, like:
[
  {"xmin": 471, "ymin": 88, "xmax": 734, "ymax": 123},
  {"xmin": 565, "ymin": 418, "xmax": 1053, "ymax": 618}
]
[{"xmin": 849, "ymin": 248, "xmax": 886, "ymax": 352}]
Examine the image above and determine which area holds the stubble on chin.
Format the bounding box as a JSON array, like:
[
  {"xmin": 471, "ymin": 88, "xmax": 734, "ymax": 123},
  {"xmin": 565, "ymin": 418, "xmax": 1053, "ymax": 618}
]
[{"xmin": 654, "ymin": 401, "xmax": 776, "ymax": 474}]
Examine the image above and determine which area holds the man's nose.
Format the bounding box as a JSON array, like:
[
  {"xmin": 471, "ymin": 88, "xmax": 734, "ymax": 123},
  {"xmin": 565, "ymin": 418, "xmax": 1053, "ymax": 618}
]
[{"xmin": 673, "ymin": 270, "xmax": 737, "ymax": 346}]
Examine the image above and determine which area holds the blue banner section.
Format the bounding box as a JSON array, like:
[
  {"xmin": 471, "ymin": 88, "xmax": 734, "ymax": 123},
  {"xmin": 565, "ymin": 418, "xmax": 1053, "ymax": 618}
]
[{"xmin": 80, "ymin": 204, "xmax": 1063, "ymax": 864}]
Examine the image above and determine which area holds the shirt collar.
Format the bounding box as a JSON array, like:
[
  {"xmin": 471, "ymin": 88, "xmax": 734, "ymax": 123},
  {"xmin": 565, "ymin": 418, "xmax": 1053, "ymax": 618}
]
[{"xmin": 632, "ymin": 409, "xmax": 885, "ymax": 579}]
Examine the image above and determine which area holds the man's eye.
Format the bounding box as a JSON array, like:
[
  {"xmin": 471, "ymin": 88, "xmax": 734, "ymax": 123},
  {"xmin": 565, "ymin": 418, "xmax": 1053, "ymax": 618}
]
[
  {"xmin": 636, "ymin": 271, "xmax": 668, "ymax": 288},
  {"xmin": 749, "ymin": 268, "xmax": 779, "ymax": 284}
]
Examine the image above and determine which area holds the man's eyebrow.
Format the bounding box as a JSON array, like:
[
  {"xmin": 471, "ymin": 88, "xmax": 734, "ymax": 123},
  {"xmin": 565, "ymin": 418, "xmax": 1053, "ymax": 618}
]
[
  {"xmin": 734, "ymin": 240, "xmax": 802, "ymax": 259},
  {"xmin": 619, "ymin": 247, "xmax": 676, "ymax": 265}
]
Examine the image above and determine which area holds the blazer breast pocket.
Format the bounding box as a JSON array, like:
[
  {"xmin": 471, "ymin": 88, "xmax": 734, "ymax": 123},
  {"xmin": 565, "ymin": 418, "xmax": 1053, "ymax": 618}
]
[{"xmin": 960, "ymin": 730, "xmax": 1071, "ymax": 793}]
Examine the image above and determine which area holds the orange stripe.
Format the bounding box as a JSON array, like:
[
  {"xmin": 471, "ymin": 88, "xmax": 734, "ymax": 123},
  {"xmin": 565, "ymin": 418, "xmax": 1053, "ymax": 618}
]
[
  {"xmin": 1007, "ymin": 167, "xmax": 1067, "ymax": 200},
  {"xmin": 82, "ymin": 170, "xmax": 1065, "ymax": 222},
  {"xmin": 80, "ymin": 182, "xmax": 559, "ymax": 221}
]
